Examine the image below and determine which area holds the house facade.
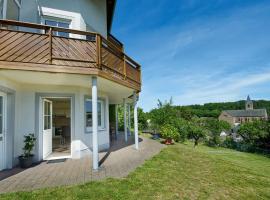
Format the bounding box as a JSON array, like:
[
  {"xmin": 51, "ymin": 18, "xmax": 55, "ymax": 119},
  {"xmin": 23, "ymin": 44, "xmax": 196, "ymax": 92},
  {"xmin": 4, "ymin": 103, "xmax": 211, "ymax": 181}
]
[
  {"xmin": 219, "ymin": 96, "xmax": 268, "ymax": 126},
  {"xmin": 0, "ymin": 0, "xmax": 141, "ymax": 171}
]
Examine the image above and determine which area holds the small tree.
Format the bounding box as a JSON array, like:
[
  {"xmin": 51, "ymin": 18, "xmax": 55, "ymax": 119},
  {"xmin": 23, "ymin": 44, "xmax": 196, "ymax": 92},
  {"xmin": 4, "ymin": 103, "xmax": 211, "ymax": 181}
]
[
  {"xmin": 22, "ymin": 134, "xmax": 36, "ymax": 158},
  {"xmin": 204, "ymin": 119, "xmax": 231, "ymax": 146},
  {"xmin": 238, "ymin": 120, "xmax": 270, "ymax": 149},
  {"xmin": 149, "ymin": 98, "xmax": 176, "ymax": 132},
  {"xmin": 188, "ymin": 123, "xmax": 207, "ymax": 147},
  {"xmin": 173, "ymin": 118, "xmax": 189, "ymax": 142}
]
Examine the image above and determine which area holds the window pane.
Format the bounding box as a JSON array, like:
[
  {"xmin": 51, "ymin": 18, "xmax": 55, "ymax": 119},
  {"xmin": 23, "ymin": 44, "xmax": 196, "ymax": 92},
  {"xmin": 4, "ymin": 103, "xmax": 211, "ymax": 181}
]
[
  {"xmin": 85, "ymin": 100, "xmax": 92, "ymax": 128},
  {"xmin": 85, "ymin": 99, "xmax": 104, "ymax": 129},
  {"xmin": 0, "ymin": 97, "xmax": 2, "ymax": 115},
  {"xmin": 58, "ymin": 21, "xmax": 69, "ymax": 38},
  {"xmin": 98, "ymin": 102, "xmax": 102, "ymax": 126},
  {"xmin": 0, "ymin": 0, "xmax": 4, "ymax": 19},
  {"xmin": 44, "ymin": 116, "xmax": 47, "ymax": 130},
  {"xmin": 48, "ymin": 103, "xmax": 51, "ymax": 115},
  {"xmin": 45, "ymin": 20, "xmax": 57, "ymax": 27},
  {"xmin": 44, "ymin": 102, "xmax": 48, "ymax": 115},
  {"xmin": 98, "ymin": 114, "xmax": 101, "ymax": 126},
  {"xmin": 86, "ymin": 113, "xmax": 92, "ymax": 127},
  {"xmin": 86, "ymin": 35, "xmax": 96, "ymax": 42},
  {"xmin": 0, "ymin": 97, "xmax": 2, "ymax": 133},
  {"xmin": 44, "ymin": 116, "xmax": 51, "ymax": 130},
  {"xmin": 6, "ymin": 0, "xmax": 19, "ymax": 21},
  {"xmin": 58, "ymin": 31, "xmax": 69, "ymax": 38},
  {"xmin": 48, "ymin": 116, "xmax": 51, "ymax": 129},
  {"xmin": 85, "ymin": 100, "xmax": 92, "ymax": 113},
  {"xmin": 0, "ymin": 116, "xmax": 2, "ymax": 134},
  {"xmin": 58, "ymin": 22, "xmax": 69, "ymax": 29}
]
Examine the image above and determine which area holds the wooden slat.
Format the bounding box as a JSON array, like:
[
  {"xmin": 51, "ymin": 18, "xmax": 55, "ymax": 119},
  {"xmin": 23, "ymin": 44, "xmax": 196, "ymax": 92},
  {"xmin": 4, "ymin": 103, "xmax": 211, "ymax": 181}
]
[
  {"xmin": 29, "ymin": 45, "xmax": 50, "ymax": 63},
  {"xmin": 0, "ymin": 31, "xmax": 18, "ymax": 49},
  {"xmin": 15, "ymin": 35, "xmax": 48, "ymax": 62},
  {"xmin": 0, "ymin": 32, "xmax": 25, "ymax": 54},
  {"xmin": 22, "ymin": 42, "xmax": 49, "ymax": 62},
  {"xmin": 5, "ymin": 34, "xmax": 41, "ymax": 61},
  {"xmin": 55, "ymin": 37, "xmax": 85, "ymax": 60},
  {"xmin": 0, "ymin": 33, "xmax": 34, "ymax": 59},
  {"xmin": 52, "ymin": 37, "xmax": 97, "ymax": 68},
  {"xmin": 49, "ymin": 28, "xmax": 52, "ymax": 64}
]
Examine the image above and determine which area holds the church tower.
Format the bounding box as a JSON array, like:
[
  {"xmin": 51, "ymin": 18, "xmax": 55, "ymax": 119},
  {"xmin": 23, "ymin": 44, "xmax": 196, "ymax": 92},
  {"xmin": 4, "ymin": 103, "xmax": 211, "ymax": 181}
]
[{"xmin": 245, "ymin": 95, "xmax": 253, "ymax": 110}]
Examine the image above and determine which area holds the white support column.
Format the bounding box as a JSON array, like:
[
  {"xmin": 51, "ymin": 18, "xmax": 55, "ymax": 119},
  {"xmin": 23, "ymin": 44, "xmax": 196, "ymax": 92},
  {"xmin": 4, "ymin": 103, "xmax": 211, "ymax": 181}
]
[
  {"xmin": 123, "ymin": 98, "xmax": 128, "ymax": 142},
  {"xmin": 133, "ymin": 92, "xmax": 139, "ymax": 150},
  {"xmin": 128, "ymin": 104, "xmax": 131, "ymax": 136},
  {"xmin": 92, "ymin": 77, "xmax": 99, "ymax": 170},
  {"xmin": 115, "ymin": 104, "xmax": 119, "ymax": 137},
  {"xmin": 3, "ymin": 0, "xmax": 7, "ymax": 19}
]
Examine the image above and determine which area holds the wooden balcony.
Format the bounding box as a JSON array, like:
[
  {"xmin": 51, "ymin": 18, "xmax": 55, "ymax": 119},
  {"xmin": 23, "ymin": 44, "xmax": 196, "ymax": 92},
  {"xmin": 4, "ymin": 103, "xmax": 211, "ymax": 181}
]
[{"xmin": 0, "ymin": 20, "xmax": 141, "ymax": 91}]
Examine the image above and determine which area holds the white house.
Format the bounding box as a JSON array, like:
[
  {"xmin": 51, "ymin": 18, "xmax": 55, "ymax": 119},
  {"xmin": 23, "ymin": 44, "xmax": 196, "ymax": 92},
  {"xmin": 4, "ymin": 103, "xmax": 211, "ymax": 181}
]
[{"xmin": 0, "ymin": 0, "xmax": 141, "ymax": 171}]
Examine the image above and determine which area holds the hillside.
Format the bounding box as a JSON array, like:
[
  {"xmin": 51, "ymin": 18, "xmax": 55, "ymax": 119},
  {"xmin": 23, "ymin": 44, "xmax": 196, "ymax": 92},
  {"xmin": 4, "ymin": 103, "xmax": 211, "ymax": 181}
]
[{"xmin": 175, "ymin": 100, "xmax": 270, "ymax": 118}]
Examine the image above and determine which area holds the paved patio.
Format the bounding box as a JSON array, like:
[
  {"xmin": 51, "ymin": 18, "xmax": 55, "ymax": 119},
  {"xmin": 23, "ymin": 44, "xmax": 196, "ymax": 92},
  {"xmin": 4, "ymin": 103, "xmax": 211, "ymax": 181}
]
[{"xmin": 0, "ymin": 134, "xmax": 164, "ymax": 194}]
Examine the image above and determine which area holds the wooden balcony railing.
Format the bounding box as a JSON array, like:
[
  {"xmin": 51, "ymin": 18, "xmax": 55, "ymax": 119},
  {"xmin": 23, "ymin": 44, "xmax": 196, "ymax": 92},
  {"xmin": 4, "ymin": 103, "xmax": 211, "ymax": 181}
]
[{"xmin": 0, "ymin": 20, "xmax": 141, "ymax": 91}]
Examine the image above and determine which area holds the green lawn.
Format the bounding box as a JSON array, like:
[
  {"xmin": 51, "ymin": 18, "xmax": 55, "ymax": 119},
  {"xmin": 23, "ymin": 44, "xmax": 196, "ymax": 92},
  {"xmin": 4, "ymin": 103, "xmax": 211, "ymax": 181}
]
[{"xmin": 1, "ymin": 141, "xmax": 270, "ymax": 200}]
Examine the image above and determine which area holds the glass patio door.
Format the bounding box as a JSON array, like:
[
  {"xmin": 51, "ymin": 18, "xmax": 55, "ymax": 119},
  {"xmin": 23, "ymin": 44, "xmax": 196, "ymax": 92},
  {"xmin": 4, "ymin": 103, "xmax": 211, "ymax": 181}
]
[{"xmin": 42, "ymin": 99, "xmax": 53, "ymax": 159}]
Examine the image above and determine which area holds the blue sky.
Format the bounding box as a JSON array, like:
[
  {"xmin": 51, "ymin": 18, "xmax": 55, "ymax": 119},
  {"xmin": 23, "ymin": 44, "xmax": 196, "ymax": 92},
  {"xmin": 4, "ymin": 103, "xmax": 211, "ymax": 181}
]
[{"xmin": 111, "ymin": 0, "xmax": 270, "ymax": 111}]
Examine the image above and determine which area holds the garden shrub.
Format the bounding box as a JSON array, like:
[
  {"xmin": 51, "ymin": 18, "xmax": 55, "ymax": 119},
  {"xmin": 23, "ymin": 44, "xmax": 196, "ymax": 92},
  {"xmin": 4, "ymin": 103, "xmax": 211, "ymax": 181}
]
[{"xmin": 160, "ymin": 124, "xmax": 179, "ymax": 141}]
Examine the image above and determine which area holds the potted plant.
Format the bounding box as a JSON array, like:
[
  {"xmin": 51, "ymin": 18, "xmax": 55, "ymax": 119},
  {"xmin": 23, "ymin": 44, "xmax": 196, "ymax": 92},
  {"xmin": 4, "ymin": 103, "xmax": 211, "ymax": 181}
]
[
  {"xmin": 160, "ymin": 124, "xmax": 179, "ymax": 145},
  {"xmin": 18, "ymin": 133, "xmax": 36, "ymax": 168}
]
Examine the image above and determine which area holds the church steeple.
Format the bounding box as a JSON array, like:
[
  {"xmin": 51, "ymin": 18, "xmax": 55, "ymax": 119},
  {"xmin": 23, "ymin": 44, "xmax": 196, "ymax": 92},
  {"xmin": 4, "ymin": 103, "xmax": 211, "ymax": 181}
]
[{"xmin": 246, "ymin": 95, "xmax": 253, "ymax": 110}]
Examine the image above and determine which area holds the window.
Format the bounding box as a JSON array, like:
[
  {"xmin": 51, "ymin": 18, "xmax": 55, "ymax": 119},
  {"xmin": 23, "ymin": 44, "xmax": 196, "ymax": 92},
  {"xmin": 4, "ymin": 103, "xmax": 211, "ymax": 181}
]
[
  {"xmin": 43, "ymin": 101, "xmax": 52, "ymax": 130},
  {"xmin": 45, "ymin": 19, "xmax": 70, "ymax": 38},
  {"xmin": 85, "ymin": 99, "xmax": 105, "ymax": 132}
]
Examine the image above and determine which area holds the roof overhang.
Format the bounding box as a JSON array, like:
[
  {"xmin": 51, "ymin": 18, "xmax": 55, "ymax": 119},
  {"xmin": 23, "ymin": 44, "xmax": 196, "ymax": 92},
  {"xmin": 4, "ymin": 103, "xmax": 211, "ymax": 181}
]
[{"xmin": 107, "ymin": 0, "xmax": 116, "ymax": 33}]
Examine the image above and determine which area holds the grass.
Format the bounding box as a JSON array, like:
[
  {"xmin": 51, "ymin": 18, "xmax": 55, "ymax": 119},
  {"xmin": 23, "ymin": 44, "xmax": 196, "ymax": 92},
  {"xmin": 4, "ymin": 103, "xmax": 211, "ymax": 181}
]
[{"xmin": 1, "ymin": 141, "xmax": 270, "ymax": 200}]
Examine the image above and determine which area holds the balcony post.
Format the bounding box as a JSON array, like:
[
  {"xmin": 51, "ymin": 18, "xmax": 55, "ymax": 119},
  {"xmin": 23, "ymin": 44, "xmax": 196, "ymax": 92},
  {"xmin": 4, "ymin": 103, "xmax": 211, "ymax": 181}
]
[
  {"xmin": 48, "ymin": 27, "xmax": 53, "ymax": 64},
  {"xmin": 96, "ymin": 34, "xmax": 102, "ymax": 68},
  {"xmin": 128, "ymin": 104, "xmax": 131, "ymax": 136},
  {"xmin": 115, "ymin": 104, "xmax": 119, "ymax": 138},
  {"xmin": 123, "ymin": 55, "xmax": 127, "ymax": 79},
  {"xmin": 92, "ymin": 77, "xmax": 99, "ymax": 170},
  {"xmin": 124, "ymin": 98, "xmax": 128, "ymax": 142},
  {"xmin": 133, "ymin": 92, "xmax": 139, "ymax": 150}
]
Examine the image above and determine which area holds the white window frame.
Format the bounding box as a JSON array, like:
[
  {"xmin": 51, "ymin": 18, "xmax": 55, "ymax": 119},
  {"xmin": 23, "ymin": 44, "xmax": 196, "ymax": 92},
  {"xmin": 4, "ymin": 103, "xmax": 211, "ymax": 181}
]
[
  {"xmin": 0, "ymin": 92, "xmax": 7, "ymax": 170},
  {"xmin": 43, "ymin": 17, "xmax": 71, "ymax": 37},
  {"xmin": 85, "ymin": 98, "xmax": 105, "ymax": 133}
]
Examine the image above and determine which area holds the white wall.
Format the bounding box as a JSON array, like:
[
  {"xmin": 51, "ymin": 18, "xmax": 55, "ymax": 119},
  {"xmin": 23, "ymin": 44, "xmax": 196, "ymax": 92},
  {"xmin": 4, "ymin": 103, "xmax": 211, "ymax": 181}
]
[
  {"xmin": 19, "ymin": 0, "xmax": 107, "ymax": 37},
  {"xmin": 0, "ymin": 77, "xmax": 110, "ymax": 166}
]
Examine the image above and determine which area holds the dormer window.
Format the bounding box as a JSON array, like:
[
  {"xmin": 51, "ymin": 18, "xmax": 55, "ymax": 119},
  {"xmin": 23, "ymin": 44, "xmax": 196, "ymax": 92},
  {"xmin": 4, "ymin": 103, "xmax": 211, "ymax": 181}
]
[{"xmin": 45, "ymin": 19, "xmax": 70, "ymax": 38}]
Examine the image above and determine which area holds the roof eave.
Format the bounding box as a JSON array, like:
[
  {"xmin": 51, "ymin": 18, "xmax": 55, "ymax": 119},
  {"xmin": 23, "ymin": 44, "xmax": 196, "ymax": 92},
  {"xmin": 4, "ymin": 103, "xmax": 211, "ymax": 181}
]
[{"xmin": 107, "ymin": 0, "xmax": 116, "ymax": 33}]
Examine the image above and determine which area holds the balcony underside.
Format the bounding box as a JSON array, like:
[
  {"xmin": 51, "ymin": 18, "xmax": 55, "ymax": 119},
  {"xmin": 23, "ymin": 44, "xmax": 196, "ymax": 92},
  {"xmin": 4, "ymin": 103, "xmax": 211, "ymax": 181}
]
[
  {"xmin": 0, "ymin": 20, "xmax": 141, "ymax": 92},
  {"xmin": 0, "ymin": 69, "xmax": 135, "ymax": 104}
]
